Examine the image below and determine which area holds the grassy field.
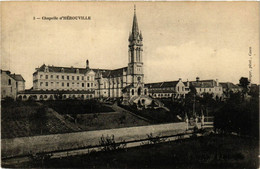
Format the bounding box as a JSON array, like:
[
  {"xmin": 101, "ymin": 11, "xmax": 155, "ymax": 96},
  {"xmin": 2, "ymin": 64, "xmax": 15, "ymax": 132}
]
[
  {"xmin": 1, "ymin": 101, "xmax": 79, "ymax": 138},
  {"xmin": 75, "ymin": 111, "xmax": 150, "ymax": 131},
  {"xmin": 16, "ymin": 134, "xmax": 259, "ymax": 168},
  {"xmin": 1, "ymin": 100, "xmax": 149, "ymax": 138}
]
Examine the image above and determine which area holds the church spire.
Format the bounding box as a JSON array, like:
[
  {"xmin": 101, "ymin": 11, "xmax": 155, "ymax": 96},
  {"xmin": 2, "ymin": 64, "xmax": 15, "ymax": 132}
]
[{"xmin": 131, "ymin": 5, "xmax": 139, "ymax": 39}]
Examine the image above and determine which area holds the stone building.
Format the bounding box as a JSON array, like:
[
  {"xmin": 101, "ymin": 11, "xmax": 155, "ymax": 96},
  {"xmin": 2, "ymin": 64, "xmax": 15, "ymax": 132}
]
[
  {"xmin": 1, "ymin": 70, "xmax": 25, "ymax": 99},
  {"xmin": 19, "ymin": 7, "xmax": 149, "ymax": 103},
  {"xmin": 190, "ymin": 77, "xmax": 223, "ymax": 99},
  {"xmin": 145, "ymin": 79, "xmax": 188, "ymax": 99},
  {"xmin": 220, "ymin": 82, "xmax": 242, "ymax": 99},
  {"xmin": 95, "ymin": 7, "xmax": 148, "ymax": 103},
  {"xmin": 32, "ymin": 62, "xmax": 96, "ymax": 92}
]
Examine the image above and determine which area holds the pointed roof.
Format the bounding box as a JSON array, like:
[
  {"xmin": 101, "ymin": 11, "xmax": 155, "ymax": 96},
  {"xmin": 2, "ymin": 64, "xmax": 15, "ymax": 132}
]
[{"xmin": 132, "ymin": 5, "xmax": 139, "ymax": 35}]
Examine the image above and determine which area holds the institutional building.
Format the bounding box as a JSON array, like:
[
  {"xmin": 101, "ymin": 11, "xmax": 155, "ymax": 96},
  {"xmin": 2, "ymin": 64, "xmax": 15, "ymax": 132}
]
[
  {"xmin": 18, "ymin": 7, "xmax": 149, "ymax": 104},
  {"xmin": 1, "ymin": 70, "xmax": 25, "ymax": 99},
  {"xmin": 190, "ymin": 77, "xmax": 223, "ymax": 99},
  {"xmin": 145, "ymin": 79, "xmax": 189, "ymax": 99}
]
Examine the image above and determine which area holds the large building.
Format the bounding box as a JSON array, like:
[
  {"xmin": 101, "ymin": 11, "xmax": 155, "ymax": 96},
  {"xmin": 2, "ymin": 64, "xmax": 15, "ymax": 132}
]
[
  {"xmin": 190, "ymin": 77, "xmax": 223, "ymax": 99},
  {"xmin": 95, "ymin": 7, "xmax": 148, "ymax": 103},
  {"xmin": 19, "ymin": 7, "xmax": 149, "ymax": 103},
  {"xmin": 145, "ymin": 79, "xmax": 189, "ymax": 99},
  {"xmin": 1, "ymin": 70, "xmax": 25, "ymax": 99}
]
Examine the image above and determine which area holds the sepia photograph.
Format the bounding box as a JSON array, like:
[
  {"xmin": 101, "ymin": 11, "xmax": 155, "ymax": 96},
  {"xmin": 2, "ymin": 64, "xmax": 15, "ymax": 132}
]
[{"xmin": 1, "ymin": 2, "xmax": 259, "ymax": 168}]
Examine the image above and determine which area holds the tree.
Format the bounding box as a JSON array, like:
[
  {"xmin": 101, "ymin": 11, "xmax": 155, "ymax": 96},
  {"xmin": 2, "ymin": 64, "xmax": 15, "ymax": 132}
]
[
  {"xmin": 239, "ymin": 77, "xmax": 250, "ymax": 88},
  {"xmin": 214, "ymin": 91, "xmax": 259, "ymax": 138},
  {"xmin": 239, "ymin": 77, "xmax": 250, "ymax": 99}
]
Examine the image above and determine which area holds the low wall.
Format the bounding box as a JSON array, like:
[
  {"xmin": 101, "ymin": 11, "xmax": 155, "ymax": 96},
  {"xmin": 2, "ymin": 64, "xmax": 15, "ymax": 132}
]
[{"xmin": 2, "ymin": 122, "xmax": 185, "ymax": 158}]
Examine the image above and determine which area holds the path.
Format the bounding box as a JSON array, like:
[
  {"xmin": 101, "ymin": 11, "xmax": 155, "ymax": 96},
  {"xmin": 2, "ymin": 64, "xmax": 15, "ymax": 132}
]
[{"xmin": 111, "ymin": 103, "xmax": 152, "ymax": 123}]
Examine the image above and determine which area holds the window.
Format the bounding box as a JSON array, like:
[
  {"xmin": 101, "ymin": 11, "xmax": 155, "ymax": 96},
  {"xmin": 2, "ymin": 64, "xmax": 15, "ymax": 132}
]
[
  {"xmin": 51, "ymin": 75, "xmax": 53, "ymax": 78},
  {"xmin": 8, "ymin": 79, "xmax": 11, "ymax": 85},
  {"xmin": 177, "ymin": 86, "xmax": 179, "ymax": 91},
  {"xmin": 82, "ymin": 83, "xmax": 85, "ymax": 87},
  {"xmin": 82, "ymin": 76, "xmax": 84, "ymax": 80},
  {"xmin": 72, "ymin": 82, "xmax": 74, "ymax": 87},
  {"xmin": 87, "ymin": 76, "xmax": 89, "ymax": 81},
  {"xmin": 40, "ymin": 75, "xmax": 43, "ymax": 79},
  {"xmin": 91, "ymin": 83, "xmax": 93, "ymax": 87},
  {"xmin": 87, "ymin": 83, "xmax": 90, "ymax": 87},
  {"xmin": 57, "ymin": 82, "xmax": 59, "ymax": 86},
  {"xmin": 62, "ymin": 76, "xmax": 64, "ymax": 79},
  {"xmin": 182, "ymin": 87, "xmax": 184, "ymax": 91},
  {"xmin": 46, "ymin": 82, "xmax": 48, "ymax": 86},
  {"xmin": 51, "ymin": 82, "xmax": 53, "ymax": 86},
  {"xmin": 40, "ymin": 82, "xmax": 43, "ymax": 86},
  {"xmin": 72, "ymin": 76, "xmax": 74, "ymax": 80},
  {"xmin": 56, "ymin": 75, "xmax": 59, "ymax": 79},
  {"xmin": 67, "ymin": 83, "xmax": 69, "ymax": 87},
  {"xmin": 62, "ymin": 82, "xmax": 64, "ymax": 87},
  {"xmin": 77, "ymin": 83, "xmax": 79, "ymax": 87},
  {"xmin": 45, "ymin": 75, "xmax": 48, "ymax": 79},
  {"xmin": 67, "ymin": 76, "xmax": 69, "ymax": 80},
  {"xmin": 77, "ymin": 76, "xmax": 79, "ymax": 80}
]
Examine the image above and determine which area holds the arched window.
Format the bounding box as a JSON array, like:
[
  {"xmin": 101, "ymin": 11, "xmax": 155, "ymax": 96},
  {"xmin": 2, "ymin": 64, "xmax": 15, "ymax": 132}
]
[
  {"xmin": 132, "ymin": 89, "xmax": 134, "ymax": 95},
  {"xmin": 144, "ymin": 89, "xmax": 147, "ymax": 95},
  {"xmin": 138, "ymin": 87, "xmax": 141, "ymax": 96},
  {"xmin": 40, "ymin": 95, "xmax": 43, "ymax": 100},
  {"xmin": 8, "ymin": 79, "xmax": 11, "ymax": 85}
]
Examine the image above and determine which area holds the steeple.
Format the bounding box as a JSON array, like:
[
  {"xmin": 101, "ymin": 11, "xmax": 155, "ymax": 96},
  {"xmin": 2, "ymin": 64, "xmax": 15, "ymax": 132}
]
[
  {"xmin": 127, "ymin": 5, "xmax": 144, "ymax": 87},
  {"xmin": 132, "ymin": 5, "xmax": 139, "ymax": 36}
]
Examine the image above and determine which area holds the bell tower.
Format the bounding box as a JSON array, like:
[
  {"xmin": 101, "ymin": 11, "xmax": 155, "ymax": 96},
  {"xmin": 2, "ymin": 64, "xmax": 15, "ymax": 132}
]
[{"xmin": 128, "ymin": 5, "xmax": 144, "ymax": 87}]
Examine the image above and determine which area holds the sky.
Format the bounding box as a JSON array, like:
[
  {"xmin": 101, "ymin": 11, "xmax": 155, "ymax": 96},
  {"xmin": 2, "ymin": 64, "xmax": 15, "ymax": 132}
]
[{"xmin": 1, "ymin": 2, "xmax": 259, "ymax": 89}]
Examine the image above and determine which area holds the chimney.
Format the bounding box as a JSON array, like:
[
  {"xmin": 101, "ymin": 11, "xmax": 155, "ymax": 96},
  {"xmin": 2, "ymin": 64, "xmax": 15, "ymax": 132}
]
[
  {"xmin": 179, "ymin": 78, "xmax": 182, "ymax": 81},
  {"xmin": 86, "ymin": 60, "xmax": 89, "ymax": 69},
  {"xmin": 216, "ymin": 79, "xmax": 219, "ymax": 86},
  {"xmin": 196, "ymin": 77, "xmax": 200, "ymax": 82},
  {"xmin": 187, "ymin": 79, "xmax": 190, "ymax": 87}
]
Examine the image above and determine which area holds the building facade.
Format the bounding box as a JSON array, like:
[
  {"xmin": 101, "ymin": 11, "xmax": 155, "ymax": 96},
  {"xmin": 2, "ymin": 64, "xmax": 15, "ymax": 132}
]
[
  {"xmin": 145, "ymin": 79, "xmax": 188, "ymax": 99},
  {"xmin": 1, "ymin": 70, "xmax": 25, "ymax": 99},
  {"xmin": 32, "ymin": 62, "xmax": 96, "ymax": 92},
  {"xmin": 95, "ymin": 8, "xmax": 148, "ymax": 103},
  {"xmin": 220, "ymin": 82, "xmax": 243, "ymax": 99},
  {"xmin": 20, "ymin": 7, "xmax": 148, "ymax": 103},
  {"xmin": 190, "ymin": 77, "xmax": 223, "ymax": 99}
]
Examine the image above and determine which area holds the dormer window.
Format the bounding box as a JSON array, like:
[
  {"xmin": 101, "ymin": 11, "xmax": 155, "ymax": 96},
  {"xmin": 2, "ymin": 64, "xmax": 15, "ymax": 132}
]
[
  {"xmin": 76, "ymin": 69, "xmax": 79, "ymax": 73},
  {"xmin": 61, "ymin": 68, "xmax": 64, "ymax": 73},
  {"xmin": 44, "ymin": 66, "xmax": 49, "ymax": 72}
]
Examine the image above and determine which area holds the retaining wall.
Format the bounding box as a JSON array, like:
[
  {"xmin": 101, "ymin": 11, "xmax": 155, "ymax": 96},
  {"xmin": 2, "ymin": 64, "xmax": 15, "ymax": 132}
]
[{"xmin": 2, "ymin": 122, "xmax": 185, "ymax": 158}]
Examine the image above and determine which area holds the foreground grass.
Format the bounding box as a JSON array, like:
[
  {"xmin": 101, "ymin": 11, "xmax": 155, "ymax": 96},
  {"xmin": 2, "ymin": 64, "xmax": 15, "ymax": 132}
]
[{"xmin": 26, "ymin": 134, "xmax": 258, "ymax": 169}]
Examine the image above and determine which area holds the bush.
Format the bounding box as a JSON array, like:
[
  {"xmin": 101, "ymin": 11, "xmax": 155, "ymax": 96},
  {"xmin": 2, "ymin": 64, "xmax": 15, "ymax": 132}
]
[
  {"xmin": 214, "ymin": 93, "xmax": 259, "ymax": 138},
  {"xmin": 99, "ymin": 135, "xmax": 126, "ymax": 151}
]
